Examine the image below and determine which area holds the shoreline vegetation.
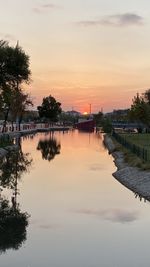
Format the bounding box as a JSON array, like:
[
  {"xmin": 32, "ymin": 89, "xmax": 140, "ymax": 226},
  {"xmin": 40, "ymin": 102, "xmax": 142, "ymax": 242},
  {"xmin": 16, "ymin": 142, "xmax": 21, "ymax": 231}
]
[{"xmin": 104, "ymin": 134, "xmax": 150, "ymax": 202}]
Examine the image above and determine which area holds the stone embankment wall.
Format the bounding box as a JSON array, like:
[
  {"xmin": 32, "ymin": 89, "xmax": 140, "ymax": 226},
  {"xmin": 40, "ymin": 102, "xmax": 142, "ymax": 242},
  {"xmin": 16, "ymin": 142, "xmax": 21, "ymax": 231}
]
[{"xmin": 104, "ymin": 134, "xmax": 150, "ymax": 201}]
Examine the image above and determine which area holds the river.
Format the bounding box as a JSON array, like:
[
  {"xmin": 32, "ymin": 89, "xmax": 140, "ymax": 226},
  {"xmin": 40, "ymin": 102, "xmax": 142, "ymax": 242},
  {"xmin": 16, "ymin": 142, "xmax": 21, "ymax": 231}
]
[{"xmin": 0, "ymin": 130, "xmax": 150, "ymax": 267}]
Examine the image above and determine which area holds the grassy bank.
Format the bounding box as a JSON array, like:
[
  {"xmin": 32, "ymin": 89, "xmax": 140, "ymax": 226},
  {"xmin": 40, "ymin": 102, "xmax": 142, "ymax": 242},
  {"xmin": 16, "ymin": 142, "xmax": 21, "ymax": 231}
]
[
  {"xmin": 111, "ymin": 133, "xmax": 150, "ymax": 170},
  {"xmin": 119, "ymin": 133, "xmax": 150, "ymax": 147}
]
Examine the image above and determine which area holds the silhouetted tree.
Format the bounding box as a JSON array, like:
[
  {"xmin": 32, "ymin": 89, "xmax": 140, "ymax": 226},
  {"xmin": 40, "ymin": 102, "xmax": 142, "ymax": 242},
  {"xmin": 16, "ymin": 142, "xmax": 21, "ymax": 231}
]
[
  {"xmin": 129, "ymin": 93, "xmax": 150, "ymax": 130},
  {"xmin": 37, "ymin": 95, "xmax": 62, "ymax": 122},
  {"xmin": 101, "ymin": 118, "xmax": 112, "ymax": 133},
  {"xmin": 143, "ymin": 89, "xmax": 150, "ymax": 105},
  {"xmin": 10, "ymin": 89, "xmax": 33, "ymax": 131},
  {"xmin": 0, "ymin": 40, "xmax": 31, "ymax": 131},
  {"xmin": 93, "ymin": 111, "xmax": 103, "ymax": 126}
]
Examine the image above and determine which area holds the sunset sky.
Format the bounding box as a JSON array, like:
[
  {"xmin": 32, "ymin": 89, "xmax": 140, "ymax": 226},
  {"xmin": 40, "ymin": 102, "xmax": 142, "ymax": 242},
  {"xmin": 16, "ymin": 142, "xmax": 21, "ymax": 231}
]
[{"xmin": 1, "ymin": 0, "xmax": 150, "ymax": 113}]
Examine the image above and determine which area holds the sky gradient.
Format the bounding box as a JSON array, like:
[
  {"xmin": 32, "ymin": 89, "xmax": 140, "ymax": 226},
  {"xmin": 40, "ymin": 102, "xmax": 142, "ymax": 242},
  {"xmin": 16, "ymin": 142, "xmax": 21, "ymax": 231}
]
[{"xmin": 1, "ymin": 0, "xmax": 150, "ymax": 113}]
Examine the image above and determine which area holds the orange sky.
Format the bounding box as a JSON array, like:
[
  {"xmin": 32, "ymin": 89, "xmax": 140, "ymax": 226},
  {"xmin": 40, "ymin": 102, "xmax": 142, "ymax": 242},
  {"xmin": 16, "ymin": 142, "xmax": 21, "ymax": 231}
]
[{"xmin": 1, "ymin": 0, "xmax": 150, "ymax": 112}]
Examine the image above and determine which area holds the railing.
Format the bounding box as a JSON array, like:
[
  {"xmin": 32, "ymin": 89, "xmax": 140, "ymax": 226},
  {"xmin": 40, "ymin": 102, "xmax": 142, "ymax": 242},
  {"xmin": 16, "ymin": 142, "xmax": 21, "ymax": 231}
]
[
  {"xmin": 112, "ymin": 132, "xmax": 150, "ymax": 162},
  {"xmin": 0, "ymin": 123, "xmax": 56, "ymax": 133}
]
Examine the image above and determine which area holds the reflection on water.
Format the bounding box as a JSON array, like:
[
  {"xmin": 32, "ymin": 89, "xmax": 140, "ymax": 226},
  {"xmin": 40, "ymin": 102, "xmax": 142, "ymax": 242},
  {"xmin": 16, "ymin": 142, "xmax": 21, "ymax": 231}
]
[
  {"xmin": 75, "ymin": 208, "xmax": 139, "ymax": 223},
  {"xmin": 0, "ymin": 197, "xmax": 29, "ymax": 254},
  {"xmin": 37, "ymin": 134, "xmax": 61, "ymax": 162},
  {"xmin": 0, "ymin": 138, "xmax": 32, "ymax": 254},
  {"xmin": 0, "ymin": 139, "xmax": 32, "ymax": 191},
  {"xmin": 1, "ymin": 130, "xmax": 150, "ymax": 267}
]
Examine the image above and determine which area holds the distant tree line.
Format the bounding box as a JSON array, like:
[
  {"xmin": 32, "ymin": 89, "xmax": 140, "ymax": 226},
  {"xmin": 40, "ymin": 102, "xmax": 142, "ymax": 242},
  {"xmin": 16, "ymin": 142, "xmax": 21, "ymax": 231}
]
[
  {"xmin": 92, "ymin": 89, "xmax": 150, "ymax": 133},
  {"xmin": 100, "ymin": 89, "xmax": 150, "ymax": 133},
  {"xmin": 3, "ymin": 38, "xmax": 150, "ymax": 133}
]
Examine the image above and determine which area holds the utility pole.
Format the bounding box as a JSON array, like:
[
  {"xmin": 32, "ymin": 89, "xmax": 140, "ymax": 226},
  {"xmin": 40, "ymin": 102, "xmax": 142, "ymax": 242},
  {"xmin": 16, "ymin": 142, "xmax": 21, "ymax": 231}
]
[{"xmin": 89, "ymin": 104, "xmax": 91, "ymax": 115}]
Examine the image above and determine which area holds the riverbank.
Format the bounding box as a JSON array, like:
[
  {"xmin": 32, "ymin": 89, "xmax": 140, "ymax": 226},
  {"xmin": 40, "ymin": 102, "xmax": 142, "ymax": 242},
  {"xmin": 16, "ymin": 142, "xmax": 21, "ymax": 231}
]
[
  {"xmin": 104, "ymin": 134, "xmax": 150, "ymax": 201},
  {"xmin": 0, "ymin": 126, "xmax": 71, "ymax": 137}
]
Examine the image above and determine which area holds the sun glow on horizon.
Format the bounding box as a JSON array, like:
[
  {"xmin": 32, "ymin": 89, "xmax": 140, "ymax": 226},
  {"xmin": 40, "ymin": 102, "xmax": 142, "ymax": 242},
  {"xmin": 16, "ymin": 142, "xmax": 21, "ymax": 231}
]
[{"xmin": 4, "ymin": 0, "xmax": 150, "ymax": 112}]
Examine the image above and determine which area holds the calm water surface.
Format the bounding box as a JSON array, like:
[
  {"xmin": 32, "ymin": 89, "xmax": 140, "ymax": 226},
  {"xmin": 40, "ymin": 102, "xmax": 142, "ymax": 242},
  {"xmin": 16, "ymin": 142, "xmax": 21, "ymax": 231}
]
[{"xmin": 0, "ymin": 130, "xmax": 150, "ymax": 267}]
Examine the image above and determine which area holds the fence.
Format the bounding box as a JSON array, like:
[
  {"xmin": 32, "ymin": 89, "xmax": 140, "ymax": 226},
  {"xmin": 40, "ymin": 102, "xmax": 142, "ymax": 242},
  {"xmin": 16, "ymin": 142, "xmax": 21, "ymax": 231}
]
[
  {"xmin": 0, "ymin": 123, "xmax": 52, "ymax": 133},
  {"xmin": 112, "ymin": 131, "xmax": 150, "ymax": 162}
]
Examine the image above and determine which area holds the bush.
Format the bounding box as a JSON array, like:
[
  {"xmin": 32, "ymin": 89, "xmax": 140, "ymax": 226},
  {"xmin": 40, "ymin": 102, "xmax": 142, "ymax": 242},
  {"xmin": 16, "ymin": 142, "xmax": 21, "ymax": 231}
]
[{"xmin": 101, "ymin": 118, "xmax": 112, "ymax": 133}]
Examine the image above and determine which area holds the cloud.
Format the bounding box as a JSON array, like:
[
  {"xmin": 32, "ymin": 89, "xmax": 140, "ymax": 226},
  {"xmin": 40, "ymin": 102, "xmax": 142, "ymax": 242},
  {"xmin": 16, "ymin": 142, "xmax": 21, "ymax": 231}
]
[
  {"xmin": 89, "ymin": 163, "xmax": 104, "ymax": 171},
  {"xmin": 76, "ymin": 208, "xmax": 139, "ymax": 223},
  {"xmin": 32, "ymin": 3, "xmax": 60, "ymax": 13},
  {"xmin": 39, "ymin": 223, "xmax": 60, "ymax": 230},
  {"xmin": 30, "ymin": 219, "xmax": 61, "ymax": 229},
  {"xmin": 78, "ymin": 13, "xmax": 144, "ymax": 28}
]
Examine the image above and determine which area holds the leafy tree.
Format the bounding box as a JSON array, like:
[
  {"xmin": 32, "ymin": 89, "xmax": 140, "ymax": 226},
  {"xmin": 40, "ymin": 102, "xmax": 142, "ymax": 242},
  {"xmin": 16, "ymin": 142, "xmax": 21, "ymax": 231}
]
[
  {"xmin": 0, "ymin": 40, "xmax": 31, "ymax": 132},
  {"xmin": 143, "ymin": 89, "xmax": 150, "ymax": 105},
  {"xmin": 129, "ymin": 93, "xmax": 150, "ymax": 129},
  {"xmin": 38, "ymin": 95, "xmax": 62, "ymax": 122},
  {"xmin": 101, "ymin": 118, "xmax": 112, "ymax": 133},
  {"xmin": 10, "ymin": 89, "xmax": 33, "ymax": 131},
  {"xmin": 0, "ymin": 85, "xmax": 12, "ymax": 130},
  {"xmin": 93, "ymin": 111, "xmax": 103, "ymax": 126},
  {"xmin": 0, "ymin": 40, "xmax": 9, "ymax": 86},
  {"xmin": 0, "ymin": 41, "xmax": 31, "ymax": 89}
]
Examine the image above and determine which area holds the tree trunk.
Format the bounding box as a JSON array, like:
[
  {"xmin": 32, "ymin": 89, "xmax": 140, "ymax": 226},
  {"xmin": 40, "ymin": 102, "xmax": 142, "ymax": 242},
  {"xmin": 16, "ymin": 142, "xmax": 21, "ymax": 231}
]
[
  {"xmin": 11, "ymin": 121, "xmax": 14, "ymax": 132},
  {"xmin": 18, "ymin": 115, "xmax": 23, "ymax": 131},
  {"xmin": 2, "ymin": 108, "xmax": 10, "ymax": 133}
]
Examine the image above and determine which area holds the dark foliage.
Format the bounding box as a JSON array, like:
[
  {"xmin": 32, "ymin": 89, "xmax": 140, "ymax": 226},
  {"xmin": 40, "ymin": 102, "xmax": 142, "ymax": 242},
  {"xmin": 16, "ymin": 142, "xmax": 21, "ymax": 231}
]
[
  {"xmin": 37, "ymin": 136, "xmax": 61, "ymax": 161},
  {"xmin": 0, "ymin": 198, "xmax": 29, "ymax": 253},
  {"xmin": 38, "ymin": 95, "xmax": 62, "ymax": 122}
]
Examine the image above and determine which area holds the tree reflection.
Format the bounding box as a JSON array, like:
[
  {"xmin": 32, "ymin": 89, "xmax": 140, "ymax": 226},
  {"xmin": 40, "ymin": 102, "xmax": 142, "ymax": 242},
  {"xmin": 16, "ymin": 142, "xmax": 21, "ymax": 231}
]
[
  {"xmin": 37, "ymin": 136, "xmax": 61, "ymax": 162},
  {"xmin": 0, "ymin": 138, "xmax": 32, "ymax": 253},
  {"xmin": 0, "ymin": 139, "xmax": 32, "ymax": 204},
  {"xmin": 0, "ymin": 197, "xmax": 29, "ymax": 253}
]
